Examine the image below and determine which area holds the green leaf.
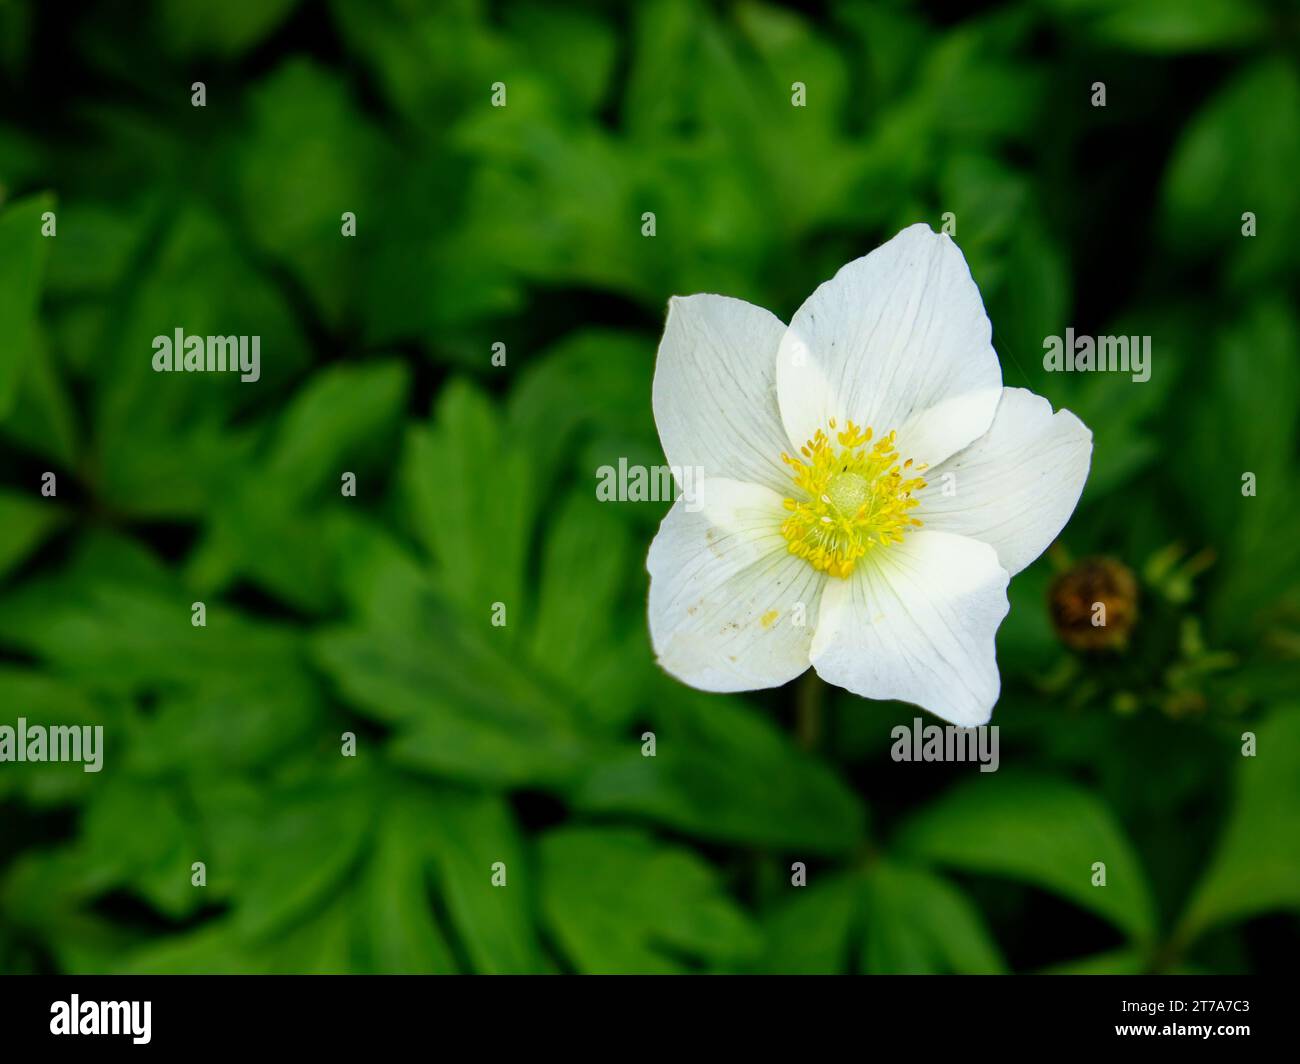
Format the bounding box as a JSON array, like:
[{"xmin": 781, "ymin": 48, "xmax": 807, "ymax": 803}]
[
  {"xmin": 505, "ymin": 2, "xmax": 618, "ymax": 114},
  {"xmin": 75, "ymin": 778, "xmax": 203, "ymax": 920},
  {"xmin": 1179, "ymin": 301, "xmax": 1300, "ymax": 640},
  {"xmin": 1179, "ymin": 705, "xmax": 1300, "ymax": 939},
  {"xmin": 571, "ymin": 684, "xmax": 867, "ymax": 855},
  {"xmin": 985, "ymin": 220, "xmax": 1071, "ymax": 394},
  {"xmin": 0, "ymin": 534, "xmax": 305, "ymax": 693},
  {"xmin": 313, "ymin": 598, "xmax": 600, "ymax": 788},
  {"xmin": 109, "ymin": 783, "xmax": 531, "ymax": 974},
  {"xmin": 127, "ymin": 669, "xmax": 324, "ymax": 774},
  {"xmin": 0, "ymin": 489, "xmax": 64, "ymax": 582},
  {"xmin": 361, "ymin": 800, "xmax": 458, "ymax": 974},
  {"xmin": 192, "ymin": 773, "xmax": 373, "ymax": 941},
  {"xmin": 0, "ymin": 668, "xmax": 108, "ymax": 807},
  {"xmin": 0, "ymin": 330, "xmax": 79, "ymax": 466},
  {"xmin": 421, "ymin": 789, "xmax": 544, "ymax": 974},
  {"xmin": 1161, "ymin": 59, "xmax": 1300, "ymax": 286},
  {"xmin": 330, "ymin": 378, "xmax": 650, "ymax": 780},
  {"xmin": 91, "ymin": 207, "xmax": 309, "ymax": 517},
  {"xmin": 184, "ymin": 361, "xmax": 409, "ymax": 612},
  {"xmin": 753, "ymin": 870, "xmax": 861, "ymax": 974},
  {"xmin": 43, "ymin": 201, "xmax": 142, "ymax": 296},
  {"xmin": 1, "ymin": 850, "xmax": 144, "ymax": 972},
  {"xmin": 119, "ymin": 903, "xmax": 355, "ymax": 975},
  {"xmin": 325, "ymin": 513, "xmax": 435, "ymax": 634},
  {"xmin": 860, "ymin": 859, "xmax": 1006, "ymax": 974},
  {"xmin": 938, "ymin": 154, "xmax": 1031, "ymax": 293},
  {"xmin": 529, "ymin": 491, "xmax": 644, "ymax": 729},
  {"xmin": 539, "ymin": 826, "xmax": 762, "ymax": 973},
  {"xmin": 157, "ymin": 0, "xmax": 301, "ymax": 58},
  {"xmin": 919, "ymin": 24, "xmax": 1045, "ymax": 143},
  {"xmin": 235, "ymin": 59, "xmax": 393, "ymax": 329},
  {"xmin": 0, "ymin": 192, "xmax": 53, "ymax": 419},
  {"xmin": 1047, "ymin": 0, "xmax": 1268, "ymax": 53},
  {"xmin": 895, "ymin": 773, "xmax": 1156, "ymax": 943},
  {"xmin": 260, "ymin": 360, "xmax": 410, "ymax": 503},
  {"xmin": 401, "ymin": 379, "xmax": 536, "ymax": 620},
  {"xmin": 1184, "ymin": 302, "xmax": 1299, "ymax": 527},
  {"xmin": 507, "ymin": 329, "xmax": 657, "ymax": 507}
]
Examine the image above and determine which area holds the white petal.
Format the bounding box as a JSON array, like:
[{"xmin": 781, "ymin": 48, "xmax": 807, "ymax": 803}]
[
  {"xmin": 775, "ymin": 224, "xmax": 1002, "ymax": 468},
  {"xmin": 647, "ymin": 477, "xmax": 824, "ymax": 692},
  {"xmin": 809, "ymin": 531, "xmax": 1009, "ymax": 726},
  {"xmin": 652, "ymin": 294, "xmax": 793, "ymax": 494},
  {"xmin": 917, "ymin": 388, "xmax": 1092, "ymax": 576}
]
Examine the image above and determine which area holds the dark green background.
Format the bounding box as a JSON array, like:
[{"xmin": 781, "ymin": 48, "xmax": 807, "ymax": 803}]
[{"xmin": 0, "ymin": 0, "xmax": 1297, "ymax": 974}]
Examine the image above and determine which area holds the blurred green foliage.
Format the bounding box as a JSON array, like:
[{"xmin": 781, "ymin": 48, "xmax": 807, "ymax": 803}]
[{"xmin": 1, "ymin": 0, "xmax": 1298, "ymax": 974}]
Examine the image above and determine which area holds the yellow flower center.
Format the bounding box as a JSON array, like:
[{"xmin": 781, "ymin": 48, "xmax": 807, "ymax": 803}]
[{"xmin": 780, "ymin": 420, "xmax": 927, "ymax": 578}]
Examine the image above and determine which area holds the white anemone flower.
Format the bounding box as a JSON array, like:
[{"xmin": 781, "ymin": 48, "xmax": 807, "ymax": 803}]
[{"xmin": 647, "ymin": 224, "xmax": 1093, "ymax": 726}]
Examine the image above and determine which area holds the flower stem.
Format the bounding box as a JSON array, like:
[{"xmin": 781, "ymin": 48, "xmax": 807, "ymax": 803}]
[{"xmin": 795, "ymin": 671, "xmax": 824, "ymax": 750}]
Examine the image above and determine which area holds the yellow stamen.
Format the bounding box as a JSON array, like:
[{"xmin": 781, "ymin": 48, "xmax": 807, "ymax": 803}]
[{"xmin": 779, "ymin": 420, "xmax": 927, "ymax": 578}]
